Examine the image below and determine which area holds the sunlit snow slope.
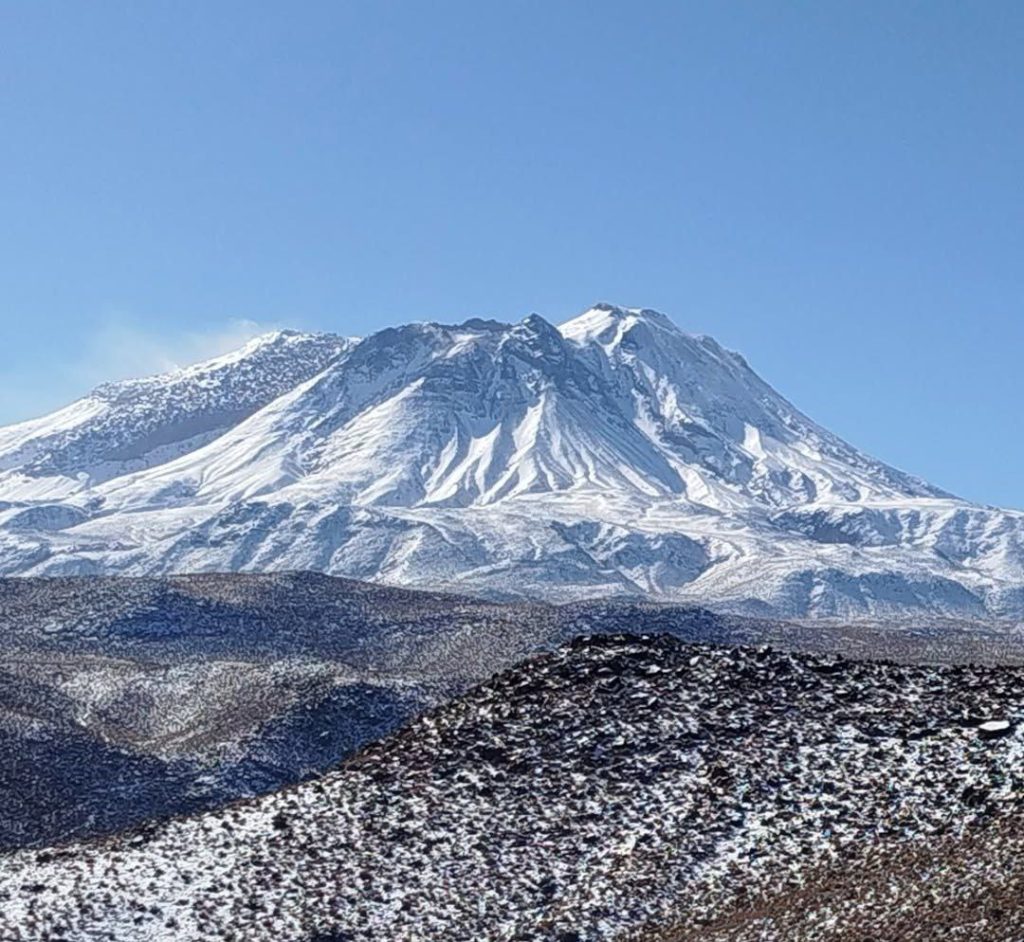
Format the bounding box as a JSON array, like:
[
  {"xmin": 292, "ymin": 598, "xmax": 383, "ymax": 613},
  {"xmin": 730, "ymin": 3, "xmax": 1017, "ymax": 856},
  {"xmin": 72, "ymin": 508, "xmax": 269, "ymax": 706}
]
[{"xmin": 1, "ymin": 305, "xmax": 1022, "ymax": 619}]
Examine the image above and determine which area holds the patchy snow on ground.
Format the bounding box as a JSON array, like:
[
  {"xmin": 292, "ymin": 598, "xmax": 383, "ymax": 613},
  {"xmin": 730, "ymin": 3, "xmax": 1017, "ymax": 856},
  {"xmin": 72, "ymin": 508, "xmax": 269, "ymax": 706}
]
[{"xmin": 3, "ymin": 634, "xmax": 1024, "ymax": 941}]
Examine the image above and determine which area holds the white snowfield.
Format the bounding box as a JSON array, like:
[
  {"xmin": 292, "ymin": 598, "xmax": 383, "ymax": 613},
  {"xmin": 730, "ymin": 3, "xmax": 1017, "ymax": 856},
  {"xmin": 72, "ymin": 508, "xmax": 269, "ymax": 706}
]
[{"xmin": 1, "ymin": 304, "xmax": 1022, "ymax": 619}]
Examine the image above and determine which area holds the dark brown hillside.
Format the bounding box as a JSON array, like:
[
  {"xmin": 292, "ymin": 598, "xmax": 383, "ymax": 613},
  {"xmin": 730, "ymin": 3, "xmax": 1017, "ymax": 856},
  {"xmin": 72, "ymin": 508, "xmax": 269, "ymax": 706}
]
[{"xmin": 637, "ymin": 816, "xmax": 1024, "ymax": 941}]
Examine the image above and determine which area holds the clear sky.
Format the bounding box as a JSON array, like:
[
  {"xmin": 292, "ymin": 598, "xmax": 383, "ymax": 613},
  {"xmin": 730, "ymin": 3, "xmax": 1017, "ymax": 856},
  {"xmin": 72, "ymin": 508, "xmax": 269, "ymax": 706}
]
[{"xmin": 0, "ymin": 2, "xmax": 1021, "ymax": 508}]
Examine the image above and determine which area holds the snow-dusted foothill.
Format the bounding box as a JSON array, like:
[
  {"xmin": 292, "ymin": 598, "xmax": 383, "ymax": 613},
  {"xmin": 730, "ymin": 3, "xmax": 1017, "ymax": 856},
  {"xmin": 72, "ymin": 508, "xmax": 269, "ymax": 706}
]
[
  {"xmin": 0, "ymin": 572, "xmax": 561, "ymax": 849},
  {"xmin": 1, "ymin": 305, "xmax": 1022, "ymax": 619},
  {"xmin": 3, "ymin": 633, "xmax": 1024, "ymax": 941},
  {"xmin": 7, "ymin": 572, "xmax": 1024, "ymax": 856}
]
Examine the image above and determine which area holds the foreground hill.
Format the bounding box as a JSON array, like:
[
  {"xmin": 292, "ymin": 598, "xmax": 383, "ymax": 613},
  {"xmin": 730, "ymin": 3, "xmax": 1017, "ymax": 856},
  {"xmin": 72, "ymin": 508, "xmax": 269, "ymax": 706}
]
[
  {"xmin": 2, "ymin": 305, "xmax": 1023, "ymax": 618},
  {"xmin": 0, "ymin": 572, "xmax": 558, "ymax": 849},
  {"xmin": 4, "ymin": 633, "xmax": 1023, "ymax": 941},
  {"xmin": 3, "ymin": 573, "xmax": 1023, "ymax": 852},
  {"xmin": 4, "ymin": 573, "xmax": 1022, "ymax": 852}
]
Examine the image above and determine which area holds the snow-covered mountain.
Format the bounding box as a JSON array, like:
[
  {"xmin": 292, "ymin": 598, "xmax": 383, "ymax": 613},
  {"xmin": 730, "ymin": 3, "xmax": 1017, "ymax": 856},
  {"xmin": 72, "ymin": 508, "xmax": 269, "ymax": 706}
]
[{"xmin": 2, "ymin": 304, "xmax": 1022, "ymax": 619}]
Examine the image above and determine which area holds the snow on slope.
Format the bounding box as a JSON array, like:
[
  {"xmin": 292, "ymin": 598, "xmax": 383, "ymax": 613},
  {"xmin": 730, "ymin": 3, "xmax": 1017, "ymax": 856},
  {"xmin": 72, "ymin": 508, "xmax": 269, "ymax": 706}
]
[
  {"xmin": 0, "ymin": 305, "xmax": 1021, "ymax": 619},
  {"xmin": 562, "ymin": 304, "xmax": 946, "ymax": 507},
  {"xmin": 0, "ymin": 330, "xmax": 350, "ymax": 497}
]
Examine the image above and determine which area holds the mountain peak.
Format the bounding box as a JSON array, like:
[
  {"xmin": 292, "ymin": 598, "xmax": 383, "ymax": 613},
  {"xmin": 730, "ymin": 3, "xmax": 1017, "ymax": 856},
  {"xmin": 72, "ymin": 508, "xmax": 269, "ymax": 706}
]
[
  {"xmin": 514, "ymin": 312, "xmax": 562, "ymax": 341},
  {"xmin": 233, "ymin": 327, "xmax": 351, "ymax": 359},
  {"xmin": 243, "ymin": 327, "xmax": 305, "ymax": 348},
  {"xmin": 558, "ymin": 303, "xmax": 680, "ymax": 346}
]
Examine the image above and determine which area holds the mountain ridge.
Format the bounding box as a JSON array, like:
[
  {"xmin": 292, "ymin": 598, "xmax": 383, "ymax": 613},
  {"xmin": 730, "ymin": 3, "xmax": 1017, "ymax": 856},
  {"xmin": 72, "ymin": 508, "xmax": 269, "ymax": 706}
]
[{"xmin": 0, "ymin": 304, "xmax": 1021, "ymax": 619}]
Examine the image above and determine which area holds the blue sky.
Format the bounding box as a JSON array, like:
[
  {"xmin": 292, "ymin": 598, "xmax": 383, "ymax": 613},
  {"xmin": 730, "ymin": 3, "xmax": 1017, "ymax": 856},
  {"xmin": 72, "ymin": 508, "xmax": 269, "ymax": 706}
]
[{"xmin": 0, "ymin": 2, "xmax": 1021, "ymax": 508}]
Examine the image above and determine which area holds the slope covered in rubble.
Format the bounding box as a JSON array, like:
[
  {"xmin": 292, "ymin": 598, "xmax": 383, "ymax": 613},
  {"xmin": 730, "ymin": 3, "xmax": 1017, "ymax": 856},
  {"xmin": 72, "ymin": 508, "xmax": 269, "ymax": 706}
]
[{"xmin": 3, "ymin": 633, "xmax": 1023, "ymax": 941}]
